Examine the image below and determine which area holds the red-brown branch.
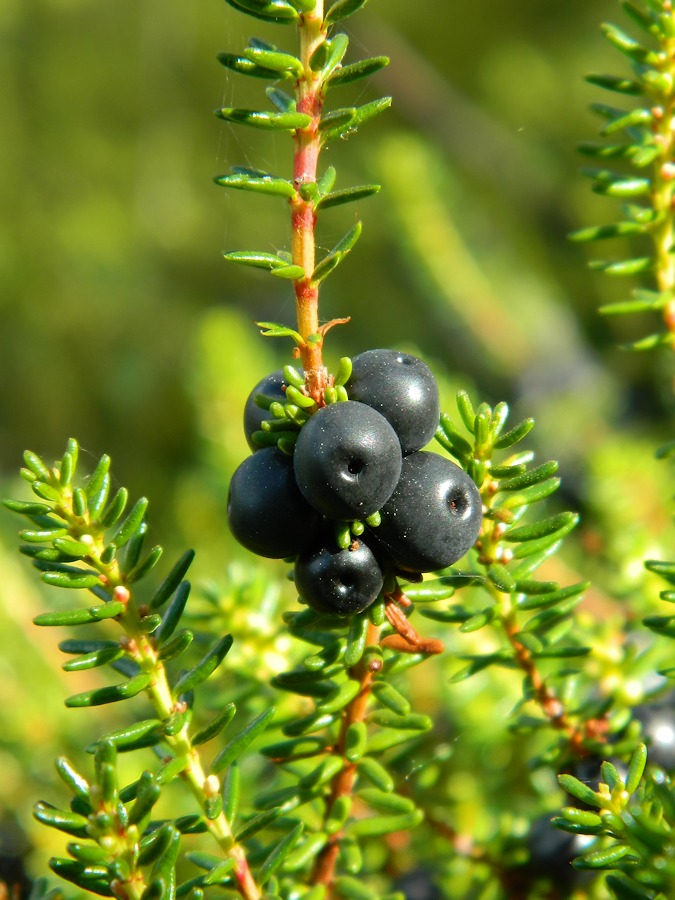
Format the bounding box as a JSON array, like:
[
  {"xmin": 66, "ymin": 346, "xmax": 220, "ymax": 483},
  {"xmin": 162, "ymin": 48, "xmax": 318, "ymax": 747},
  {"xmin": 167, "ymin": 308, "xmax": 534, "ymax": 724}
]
[{"xmin": 310, "ymin": 622, "xmax": 381, "ymax": 890}]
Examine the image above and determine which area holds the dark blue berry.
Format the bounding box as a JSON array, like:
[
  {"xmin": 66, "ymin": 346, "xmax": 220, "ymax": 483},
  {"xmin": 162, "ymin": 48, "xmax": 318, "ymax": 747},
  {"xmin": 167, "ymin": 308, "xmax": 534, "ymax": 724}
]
[
  {"xmin": 347, "ymin": 349, "xmax": 441, "ymax": 454},
  {"xmin": 227, "ymin": 448, "xmax": 320, "ymax": 558},
  {"xmin": 372, "ymin": 451, "xmax": 482, "ymax": 572},
  {"xmin": 243, "ymin": 370, "xmax": 288, "ymax": 451},
  {"xmin": 293, "ymin": 401, "xmax": 402, "ymax": 521},
  {"xmin": 294, "ymin": 534, "xmax": 383, "ymax": 616}
]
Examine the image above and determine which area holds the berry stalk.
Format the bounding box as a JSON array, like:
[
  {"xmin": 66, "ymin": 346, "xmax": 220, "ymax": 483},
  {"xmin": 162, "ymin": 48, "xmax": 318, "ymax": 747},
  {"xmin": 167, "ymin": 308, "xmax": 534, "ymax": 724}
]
[{"xmin": 292, "ymin": 3, "xmax": 328, "ymax": 401}]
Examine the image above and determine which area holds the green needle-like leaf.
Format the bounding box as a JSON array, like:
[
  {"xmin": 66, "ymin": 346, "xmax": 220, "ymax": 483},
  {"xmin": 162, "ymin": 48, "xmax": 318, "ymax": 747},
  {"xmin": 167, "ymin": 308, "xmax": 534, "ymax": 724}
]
[
  {"xmin": 223, "ymin": 0, "xmax": 299, "ymax": 23},
  {"xmin": 49, "ymin": 859, "xmax": 112, "ymax": 896},
  {"xmin": 327, "ymin": 55, "xmax": 389, "ymax": 87},
  {"xmin": 497, "ymin": 460, "xmax": 559, "ymax": 491},
  {"xmin": 3, "ymin": 498, "xmax": 52, "ymax": 516},
  {"xmin": 316, "ymin": 184, "xmax": 381, "ymax": 210},
  {"xmin": 65, "ymin": 673, "xmax": 151, "ymax": 708},
  {"xmin": 243, "ymin": 46, "xmax": 303, "ymax": 77},
  {"xmin": 325, "ymin": 0, "xmax": 370, "ymax": 25},
  {"xmin": 62, "ymin": 645, "xmax": 124, "ymax": 671},
  {"xmin": 574, "ymin": 843, "xmax": 635, "ymax": 869},
  {"xmin": 216, "ymin": 52, "xmax": 281, "ymax": 79},
  {"xmin": 173, "ymin": 634, "xmax": 233, "ymax": 696},
  {"xmin": 34, "ymin": 601, "xmax": 125, "ymax": 627},
  {"xmin": 210, "ymin": 707, "xmax": 276, "ymax": 774},
  {"xmin": 256, "ymin": 321, "xmax": 304, "ymax": 343},
  {"xmin": 488, "ymin": 564, "xmax": 517, "ymax": 593},
  {"xmin": 559, "ymin": 773, "xmax": 601, "ymax": 807},
  {"xmin": 215, "ymin": 107, "xmax": 311, "ymax": 131},
  {"xmin": 591, "ymin": 176, "xmax": 650, "ymax": 197},
  {"xmin": 92, "ymin": 719, "xmax": 164, "ymax": 752},
  {"xmin": 586, "ymin": 73, "xmax": 642, "ymax": 94},
  {"xmin": 312, "ymin": 222, "xmax": 362, "ymax": 283},
  {"xmin": 601, "ymin": 22, "xmax": 654, "ymax": 63},
  {"xmin": 214, "ymin": 172, "xmax": 297, "ymax": 199},
  {"xmin": 86, "ymin": 455, "xmax": 111, "ymax": 516},
  {"xmin": 569, "ymin": 222, "xmax": 646, "ymax": 241},
  {"xmin": 224, "ymin": 251, "xmax": 297, "ymax": 273},
  {"xmin": 111, "ymin": 497, "xmax": 148, "ymax": 548},
  {"xmin": 311, "ymin": 33, "xmax": 349, "ymax": 81},
  {"xmin": 33, "ymin": 802, "xmax": 91, "ymax": 838},
  {"xmin": 349, "ymin": 809, "xmax": 424, "ymax": 837},
  {"xmin": 42, "ymin": 571, "xmax": 101, "ymax": 590},
  {"xmin": 258, "ymin": 822, "xmax": 304, "ymax": 885},
  {"xmin": 321, "ymin": 97, "xmax": 391, "ymax": 142},
  {"xmin": 155, "ymin": 582, "xmax": 191, "ymax": 643},
  {"xmin": 150, "ymin": 549, "xmax": 195, "ymax": 610},
  {"xmin": 505, "ymin": 512, "xmax": 578, "ymax": 543},
  {"xmin": 371, "ymin": 681, "xmax": 411, "ymax": 716},
  {"xmin": 192, "ymin": 702, "xmax": 237, "ymax": 746}
]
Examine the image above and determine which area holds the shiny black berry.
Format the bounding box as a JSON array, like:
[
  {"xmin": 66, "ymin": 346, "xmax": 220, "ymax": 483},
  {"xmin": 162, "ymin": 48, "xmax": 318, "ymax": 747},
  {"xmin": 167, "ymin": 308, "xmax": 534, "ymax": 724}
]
[
  {"xmin": 293, "ymin": 401, "xmax": 403, "ymax": 521},
  {"xmin": 294, "ymin": 535, "xmax": 383, "ymax": 616},
  {"xmin": 227, "ymin": 448, "xmax": 320, "ymax": 558},
  {"xmin": 243, "ymin": 370, "xmax": 288, "ymax": 451},
  {"xmin": 372, "ymin": 451, "xmax": 482, "ymax": 572},
  {"xmin": 347, "ymin": 349, "xmax": 441, "ymax": 454}
]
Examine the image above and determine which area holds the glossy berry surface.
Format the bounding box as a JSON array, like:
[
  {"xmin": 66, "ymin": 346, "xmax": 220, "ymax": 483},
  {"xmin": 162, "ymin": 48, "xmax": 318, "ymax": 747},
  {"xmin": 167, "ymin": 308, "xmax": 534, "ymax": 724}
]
[
  {"xmin": 243, "ymin": 369, "xmax": 288, "ymax": 451},
  {"xmin": 346, "ymin": 349, "xmax": 441, "ymax": 454},
  {"xmin": 372, "ymin": 451, "xmax": 482, "ymax": 572},
  {"xmin": 295, "ymin": 535, "xmax": 383, "ymax": 616},
  {"xmin": 293, "ymin": 401, "xmax": 402, "ymax": 521},
  {"xmin": 227, "ymin": 448, "xmax": 320, "ymax": 558}
]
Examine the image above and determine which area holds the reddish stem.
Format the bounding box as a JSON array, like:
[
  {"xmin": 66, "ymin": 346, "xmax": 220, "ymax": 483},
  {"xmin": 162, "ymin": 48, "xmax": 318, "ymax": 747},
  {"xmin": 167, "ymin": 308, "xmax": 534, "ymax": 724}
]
[
  {"xmin": 310, "ymin": 622, "xmax": 381, "ymax": 891},
  {"xmin": 291, "ymin": 9, "xmax": 328, "ymax": 401}
]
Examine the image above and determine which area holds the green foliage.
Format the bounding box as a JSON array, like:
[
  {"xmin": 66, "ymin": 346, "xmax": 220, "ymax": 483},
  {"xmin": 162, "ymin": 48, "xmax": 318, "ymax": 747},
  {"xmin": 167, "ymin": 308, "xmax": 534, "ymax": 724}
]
[
  {"xmin": 6, "ymin": 1, "xmax": 675, "ymax": 899},
  {"xmin": 573, "ymin": 0, "xmax": 675, "ymax": 350},
  {"xmin": 556, "ymin": 742, "xmax": 675, "ymax": 897},
  {"xmin": 214, "ymin": 4, "xmax": 390, "ymax": 292}
]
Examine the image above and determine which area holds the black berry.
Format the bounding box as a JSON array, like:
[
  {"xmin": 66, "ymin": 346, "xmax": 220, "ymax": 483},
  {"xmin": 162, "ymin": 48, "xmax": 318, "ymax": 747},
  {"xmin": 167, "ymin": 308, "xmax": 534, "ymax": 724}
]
[
  {"xmin": 294, "ymin": 534, "xmax": 383, "ymax": 616},
  {"xmin": 347, "ymin": 349, "xmax": 441, "ymax": 454},
  {"xmin": 293, "ymin": 401, "xmax": 402, "ymax": 521},
  {"xmin": 372, "ymin": 451, "xmax": 482, "ymax": 572},
  {"xmin": 227, "ymin": 448, "xmax": 320, "ymax": 558},
  {"xmin": 243, "ymin": 369, "xmax": 289, "ymax": 451}
]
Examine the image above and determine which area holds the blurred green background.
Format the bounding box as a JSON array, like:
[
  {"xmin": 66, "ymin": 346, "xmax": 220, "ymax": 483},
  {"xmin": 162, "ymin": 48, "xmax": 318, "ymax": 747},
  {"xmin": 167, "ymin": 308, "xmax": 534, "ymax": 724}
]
[
  {"xmin": 3, "ymin": 0, "xmax": 675, "ymax": 892},
  {"xmin": 4, "ymin": 0, "xmax": 670, "ymax": 500}
]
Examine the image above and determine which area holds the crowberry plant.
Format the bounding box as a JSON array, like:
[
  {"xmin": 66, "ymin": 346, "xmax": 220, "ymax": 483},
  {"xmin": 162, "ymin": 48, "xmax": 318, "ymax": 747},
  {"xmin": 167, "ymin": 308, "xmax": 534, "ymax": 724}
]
[{"xmin": 5, "ymin": 2, "xmax": 675, "ymax": 900}]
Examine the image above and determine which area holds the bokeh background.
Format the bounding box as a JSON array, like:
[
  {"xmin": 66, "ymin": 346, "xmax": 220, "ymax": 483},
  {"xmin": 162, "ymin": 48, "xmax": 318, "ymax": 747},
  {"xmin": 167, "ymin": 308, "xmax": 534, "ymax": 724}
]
[{"xmin": 2, "ymin": 0, "xmax": 675, "ymax": 894}]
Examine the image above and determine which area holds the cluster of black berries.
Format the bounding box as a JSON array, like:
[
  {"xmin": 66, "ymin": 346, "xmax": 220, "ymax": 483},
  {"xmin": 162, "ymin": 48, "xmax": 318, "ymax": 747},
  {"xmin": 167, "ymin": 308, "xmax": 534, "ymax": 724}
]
[{"xmin": 227, "ymin": 349, "xmax": 483, "ymax": 617}]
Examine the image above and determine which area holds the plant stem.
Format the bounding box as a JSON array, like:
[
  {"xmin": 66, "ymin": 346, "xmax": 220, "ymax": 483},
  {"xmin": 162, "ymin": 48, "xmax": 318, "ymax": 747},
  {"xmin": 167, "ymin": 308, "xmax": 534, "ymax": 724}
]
[
  {"xmin": 292, "ymin": 3, "xmax": 328, "ymax": 402},
  {"xmin": 499, "ymin": 600, "xmax": 593, "ymax": 754},
  {"xmin": 133, "ymin": 635, "xmax": 260, "ymax": 900},
  {"xmin": 649, "ymin": 5, "xmax": 675, "ymax": 346},
  {"xmin": 57, "ymin": 493, "xmax": 261, "ymax": 900},
  {"xmin": 477, "ymin": 498, "xmax": 600, "ymax": 755},
  {"xmin": 311, "ymin": 621, "xmax": 381, "ymax": 891}
]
